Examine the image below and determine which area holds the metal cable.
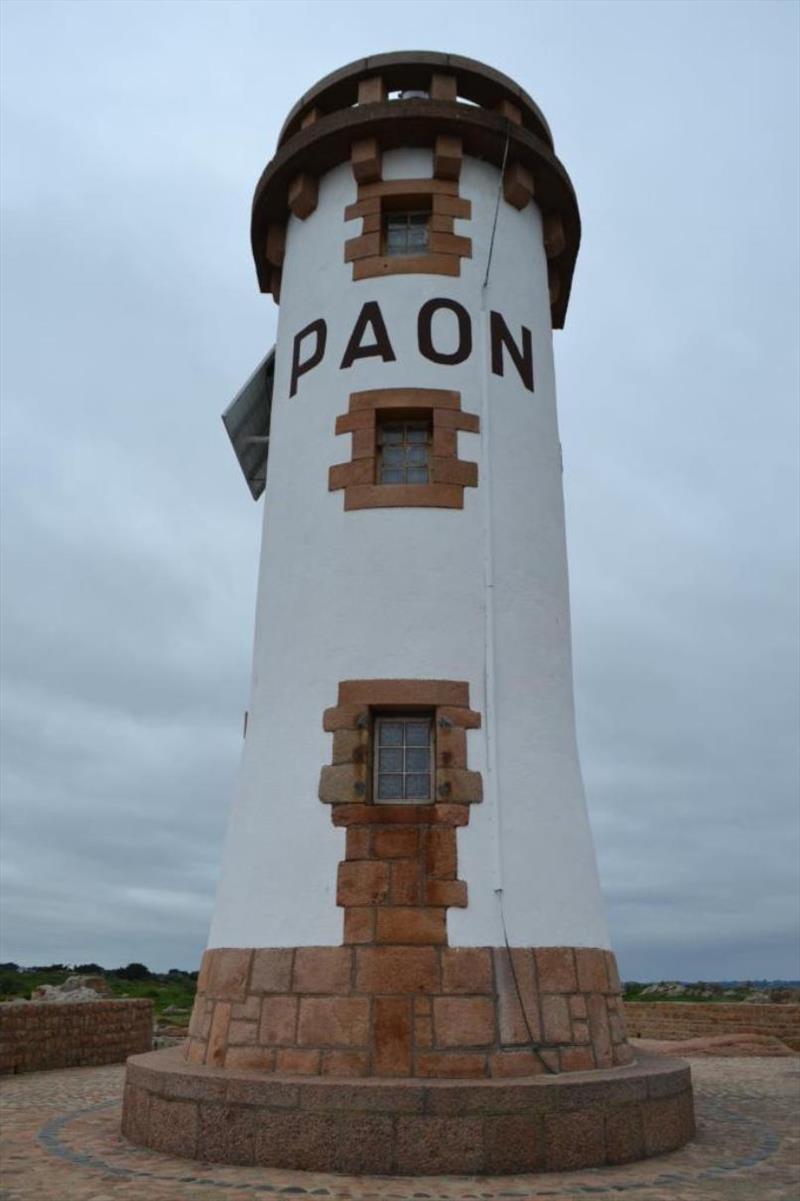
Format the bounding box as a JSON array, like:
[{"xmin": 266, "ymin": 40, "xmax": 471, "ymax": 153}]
[
  {"xmin": 497, "ymin": 889, "xmax": 559, "ymax": 1074},
  {"xmin": 482, "ymin": 130, "xmax": 511, "ymax": 290}
]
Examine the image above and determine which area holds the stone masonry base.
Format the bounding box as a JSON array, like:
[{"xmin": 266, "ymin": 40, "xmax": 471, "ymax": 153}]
[
  {"xmin": 185, "ymin": 945, "xmax": 634, "ymax": 1077},
  {"xmin": 122, "ymin": 1045, "xmax": 695, "ymax": 1174}
]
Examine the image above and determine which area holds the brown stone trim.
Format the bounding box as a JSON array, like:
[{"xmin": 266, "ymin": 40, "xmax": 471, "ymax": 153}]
[
  {"xmin": 252, "ymin": 96, "xmax": 579, "ymax": 325},
  {"xmin": 178, "ymin": 941, "xmax": 638, "ymax": 1082},
  {"xmin": 503, "ymin": 161, "xmax": 535, "ymax": 209},
  {"xmin": 357, "ymin": 75, "xmax": 385, "ymax": 105},
  {"xmin": 338, "ymin": 679, "xmax": 470, "ymax": 706},
  {"xmin": 353, "ymin": 254, "xmax": 461, "ymax": 280},
  {"xmin": 329, "ymin": 387, "xmax": 479, "ymax": 512},
  {"xmin": 496, "ymin": 97, "xmax": 523, "ymax": 124},
  {"xmin": 265, "ymin": 222, "xmax": 286, "ymax": 266},
  {"xmin": 287, "ymin": 172, "xmax": 318, "ymax": 219},
  {"xmin": 543, "ymin": 211, "xmax": 566, "ymax": 258},
  {"xmin": 277, "ymin": 53, "xmax": 555, "ymax": 148},
  {"xmin": 343, "ymin": 175, "xmax": 472, "ymax": 281},
  {"xmin": 430, "ymin": 72, "xmax": 458, "ymax": 101},
  {"xmin": 351, "ymin": 136, "xmax": 382, "ymax": 184}
]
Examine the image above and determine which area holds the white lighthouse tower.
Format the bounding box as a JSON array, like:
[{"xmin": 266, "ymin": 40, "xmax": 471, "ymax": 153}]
[{"xmin": 123, "ymin": 52, "xmax": 694, "ymax": 1174}]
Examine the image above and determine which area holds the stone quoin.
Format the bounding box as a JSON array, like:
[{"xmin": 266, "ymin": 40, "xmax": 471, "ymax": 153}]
[{"xmin": 122, "ymin": 49, "xmax": 694, "ymax": 1173}]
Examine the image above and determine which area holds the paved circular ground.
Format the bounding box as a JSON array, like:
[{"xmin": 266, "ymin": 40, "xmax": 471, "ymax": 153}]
[{"xmin": 1, "ymin": 1056, "xmax": 798, "ymax": 1200}]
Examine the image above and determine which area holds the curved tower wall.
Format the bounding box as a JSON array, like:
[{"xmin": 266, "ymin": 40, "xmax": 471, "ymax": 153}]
[
  {"xmin": 209, "ymin": 148, "xmax": 610, "ymax": 953},
  {"xmin": 186, "ymin": 55, "xmax": 632, "ymax": 1080}
]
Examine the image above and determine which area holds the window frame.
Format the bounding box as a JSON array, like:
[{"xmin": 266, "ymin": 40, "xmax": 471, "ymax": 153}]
[
  {"xmin": 371, "ymin": 710, "xmax": 436, "ymax": 805},
  {"xmin": 382, "ymin": 208, "xmax": 432, "ymax": 258},
  {"xmin": 376, "ymin": 415, "xmax": 432, "ymax": 485}
]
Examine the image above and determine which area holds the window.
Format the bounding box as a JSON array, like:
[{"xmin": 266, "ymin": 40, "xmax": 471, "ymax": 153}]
[
  {"xmin": 384, "ymin": 210, "xmax": 430, "ymax": 256},
  {"xmin": 377, "ymin": 418, "xmax": 431, "ymax": 484},
  {"xmin": 374, "ymin": 714, "xmax": 434, "ymax": 802}
]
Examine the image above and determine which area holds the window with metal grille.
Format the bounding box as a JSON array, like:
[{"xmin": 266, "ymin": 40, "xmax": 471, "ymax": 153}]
[
  {"xmin": 383, "ymin": 210, "xmax": 430, "ymax": 256},
  {"xmin": 377, "ymin": 419, "xmax": 431, "ymax": 484},
  {"xmin": 374, "ymin": 714, "xmax": 434, "ymax": 803}
]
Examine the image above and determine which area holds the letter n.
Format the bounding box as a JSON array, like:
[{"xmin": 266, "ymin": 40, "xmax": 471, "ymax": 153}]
[{"xmin": 490, "ymin": 311, "xmax": 534, "ymax": 392}]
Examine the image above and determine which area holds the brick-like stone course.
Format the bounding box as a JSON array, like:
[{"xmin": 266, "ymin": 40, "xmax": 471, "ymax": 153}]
[
  {"xmin": 185, "ymin": 945, "xmax": 633, "ymax": 1078},
  {"xmin": 122, "ymin": 1045, "xmax": 694, "ymax": 1173},
  {"xmin": 624, "ymin": 1002, "xmax": 800, "ymax": 1050},
  {"xmin": 0, "ymin": 999, "xmax": 152, "ymax": 1075}
]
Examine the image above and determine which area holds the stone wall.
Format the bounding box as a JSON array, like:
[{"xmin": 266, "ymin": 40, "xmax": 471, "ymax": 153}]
[
  {"xmin": 624, "ymin": 1002, "xmax": 800, "ymax": 1050},
  {"xmin": 0, "ymin": 999, "xmax": 153, "ymax": 1075},
  {"xmin": 185, "ymin": 945, "xmax": 633, "ymax": 1077}
]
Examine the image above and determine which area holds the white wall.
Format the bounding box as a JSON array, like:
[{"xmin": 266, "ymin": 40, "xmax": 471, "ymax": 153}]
[{"xmin": 208, "ymin": 148, "xmax": 610, "ymax": 951}]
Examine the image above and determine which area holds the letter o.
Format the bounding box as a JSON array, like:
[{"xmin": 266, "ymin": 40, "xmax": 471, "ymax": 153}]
[{"xmin": 418, "ymin": 299, "xmax": 473, "ymax": 366}]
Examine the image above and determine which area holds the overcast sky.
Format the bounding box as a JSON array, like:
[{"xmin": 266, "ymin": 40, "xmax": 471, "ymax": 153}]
[{"xmin": 1, "ymin": 0, "xmax": 798, "ymax": 981}]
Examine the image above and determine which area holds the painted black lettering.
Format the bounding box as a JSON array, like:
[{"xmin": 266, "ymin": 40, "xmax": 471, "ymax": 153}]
[
  {"xmin": 290, "ymin": 318, "xmax": 327, "ymax": 397},
  {"xmin": 490, "ymin": 311, "xmax": 534, "ymax": 392},
  {"xmin": 340, "ymin": 302, "xmax": 396, "ymax": 369},
  {"xmin": 417, "ymin": 298, "xmax": 472, "ymax": 365}
]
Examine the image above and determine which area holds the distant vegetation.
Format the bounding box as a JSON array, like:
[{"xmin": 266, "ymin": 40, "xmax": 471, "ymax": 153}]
[
  {"xmin": 623, "ymin": 980, "xmax": 799, "ymax": 1004},
  {"xmin": 1, "ymin": 964, "xmax": 796, "ymax": 1011},
  {"xmin": 0, "ymin": 963, "xmax": 197, "ymax": 1016}
]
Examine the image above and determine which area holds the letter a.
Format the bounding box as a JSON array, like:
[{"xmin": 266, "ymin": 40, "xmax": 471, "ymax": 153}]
[{"xmin": 340, "ymin": 302, "xmax": 397, "ymax": 369}]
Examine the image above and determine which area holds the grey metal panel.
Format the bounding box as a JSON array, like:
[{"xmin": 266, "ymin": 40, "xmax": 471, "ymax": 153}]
[{"xmin": 221, "ymin": 347, "xmax": 275, "ymax": 500}]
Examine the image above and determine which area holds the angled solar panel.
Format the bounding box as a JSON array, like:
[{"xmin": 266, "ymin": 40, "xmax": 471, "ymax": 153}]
[{"xmin": 221, "ymin": 347, "xmax": 275, "ymax": 500}]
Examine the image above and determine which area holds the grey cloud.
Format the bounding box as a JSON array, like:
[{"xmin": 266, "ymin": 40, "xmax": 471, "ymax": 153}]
[{"xmin": 1, "ymin": 0, "xmax": 797, "ymax": 978}]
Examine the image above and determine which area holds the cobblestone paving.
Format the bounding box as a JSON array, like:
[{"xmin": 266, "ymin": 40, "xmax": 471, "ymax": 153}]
[{"xmin": 0, "ymin": 1057, "xmax": 798, "ymax": 1200}]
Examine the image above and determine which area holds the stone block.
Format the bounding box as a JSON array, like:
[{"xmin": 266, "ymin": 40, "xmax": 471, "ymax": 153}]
[
  {"xmin": 259, "ymin": 996, "xmax": 297, "ymax": 1046},
  {"xmin": 495, "ymin": 948, "xmax": 542, "ymax": 1044},
  {"xmin": 297, "ymin": 997, "xmax": 370, "ymax": 1047},
  {"xmin": 489, "ymin": 1049, "xmax": 547, "ymax": 1077},
  {"xmin": 250, "ymin": 948, "xmax": 293, "ymax": 994},
  {"xmin": 254, "ymin": 1109, "xmax": 335, "ymax": 1170},
  {"xmin": 207, "ymin": 1002, "xmax": 231, "ymax": 1067},
  {"xmin": 146, "ymin": 1095, "xmax": 199, "ymax": 1157},
  {"xmin": 560, "ymin": 1046, "xmax": 596, "ymax": 1072},
  {"xmin": 441, "ymin": 947, "xmax": 492, "ymax": 994},
  {"xmin": 293, "ymin": 947, "xmax": 352, "ymax": 993},
  {"xmin": 535, "ymin": 946, "xmax": 578, "ymax": 993},
  {"xmin": 503, "ymin": 162, "xmax": 534, "ymax": 209},
  {"xmin": 390, "ymin": 859, "xmax": 421, "ymax": 904},
  {"xmin": 587, "ymin": 993, "xmax": 613, "ymax": 1066},
  {"xmin": 287, "ymin": 172, "xmax": 318, "ymax": 220},
  {"xmin": 343, "ymin": 907, "xmax": 375, "ymax": 944},
  {"xmin": 541, "ymin": 994, "xmax": 572, "ymax": 1044},
  {"xmin": 373, "ymin": 996, "xmax": 413, "ymax": 1076},
  {"xmin": 337, "ymin": 859, "xmax": 389, "ymax": 906},
  {"xmin": 576, "ymin": 947, "xmax": 610, "ymax": 993},
  {"xmin": 643, "ymin": 1095, "xmax": 686, "ymax": 1155},
  {"xmin": 425, "ymin": 827, "xmax": 456, "ymax": 878},
  {"xmin": 351, "ymin": 136, "xmax": 382, "ymax": 184},
  {"xmin": 433, "ymin": 997, "xmax": 495, "ymax": 1047},
  {"xmin": 345, "ymin": 826, "xmax": 371, "ymax": 859},
  {"xmin": 415, "ymin": 1051, "xmax": 487, "ymax": 1078},
  {"xmin": 321, "ymin": 1050, "xmax": 369, "ymax": 1076},
  {"xmin": 375, "ymin": 907, "xmax": 446, "ymax": 945},
  {"xmin": 355, "ymin": 946, "xmax": 439, "ymax": 993},
  {"xmin": 197, "ymin": 1102, "xmax": 257, "ymax": 1164},
  {"xmin": 275, "ymin": 1047, "xmax": 320, "ymax": 1075},
  {"xmin": 425, "ymin": 878, "xmax": 467, "ymax": 907},
  {"xmin": 395, "ymin": 1116, "xmax": 484, "ymax": 1173},
  {"xmin": 605, "ymin": 1102, "xmax": 645, "ymax": 1163},
  {"xmin": 545, "ymin": 1109, "xmax": 606, "ymax": 1170},
  {"xmin": 484, "ymin": 1113, "xmax": 545, "ymax": 1173},
  {"xmin": 224, "ymin": 1046, "xmax": 276, "ymax": 1071},
  {"xmin": 372, "ymin": 827, "xmax": 418, "ymax": 858},
  {"xmin": 207, "ymin": 949, "xmax": 252, "ymax": 1001}
]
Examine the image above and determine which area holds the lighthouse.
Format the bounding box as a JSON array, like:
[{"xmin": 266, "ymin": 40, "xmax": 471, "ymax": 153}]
[{"xmin": 123, "ymin": 52, "xmax": 694, "ymax": 1174}]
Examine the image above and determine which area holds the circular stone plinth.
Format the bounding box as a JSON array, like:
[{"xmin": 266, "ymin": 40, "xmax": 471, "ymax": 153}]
[{"xmin": 122, "ymin": 1047, "xmax": 694, "ymax": 1175}]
